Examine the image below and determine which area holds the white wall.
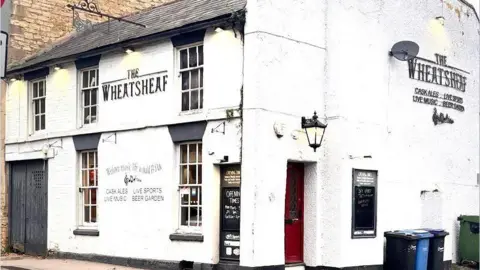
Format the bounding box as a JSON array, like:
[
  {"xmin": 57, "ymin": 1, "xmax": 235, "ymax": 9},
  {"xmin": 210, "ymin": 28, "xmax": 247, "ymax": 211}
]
[
  {"xmin": 5, "ymin": 27, "xmax": 243, "ymax": 143},
  {"xmin": 242, "ymin": 0, "xmax": 479, "ymax": 268},
  {"xmin": 5, "ymin": 26, "xmax": 244, "ymax": 263}
]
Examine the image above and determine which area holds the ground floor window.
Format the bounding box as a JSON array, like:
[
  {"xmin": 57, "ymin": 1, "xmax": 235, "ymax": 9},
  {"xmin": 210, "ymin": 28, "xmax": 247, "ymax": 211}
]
[
  {"xmin": 79, "ymin": 150, "xmax": 98, "ymax": 225},
  {"xmin": 179, "ymin": 142, "xmax": 203, "ymax": 228}
]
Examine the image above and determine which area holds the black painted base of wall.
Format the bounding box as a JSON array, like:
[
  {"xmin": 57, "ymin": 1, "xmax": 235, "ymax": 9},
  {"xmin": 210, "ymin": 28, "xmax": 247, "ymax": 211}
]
[{"xmin": 49, "ymin": 252, "xmax": 452, "ymax": 270}]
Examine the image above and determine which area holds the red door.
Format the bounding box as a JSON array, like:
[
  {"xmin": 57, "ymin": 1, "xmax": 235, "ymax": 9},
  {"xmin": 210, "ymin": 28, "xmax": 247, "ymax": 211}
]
[{"xmin": 285, "ymin": 163, "xmax": 304, "ymax": 264}]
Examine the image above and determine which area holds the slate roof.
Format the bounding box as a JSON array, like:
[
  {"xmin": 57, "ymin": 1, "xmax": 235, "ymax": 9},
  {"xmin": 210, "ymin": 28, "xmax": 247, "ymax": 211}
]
[{"xmin": 8, "ymin": 0, "xmax": 247, "ymax": 74}]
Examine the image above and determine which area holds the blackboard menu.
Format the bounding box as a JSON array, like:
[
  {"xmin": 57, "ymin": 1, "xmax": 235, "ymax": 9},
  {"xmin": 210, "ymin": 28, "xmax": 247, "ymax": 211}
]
[
  {"xmin": 352, "ymin": 169, "xmax": 378, "ymax": 239},
  {"xmin": 220, "ymin": 165, "xmax": 241, "ymax": 261}
]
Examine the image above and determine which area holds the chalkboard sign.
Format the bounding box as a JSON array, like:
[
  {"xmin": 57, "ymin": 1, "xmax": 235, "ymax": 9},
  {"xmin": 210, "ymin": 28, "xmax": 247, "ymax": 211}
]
[
  {"xmin": 352, "ymin": 169, "xmax": 378, "ymax": 239},
  {"xmin": 222, "ymin": 188, "xmax": 241, "ymax": 231},
  {"xmin": 220, "ymin": 165, "xmax": 241, "ymax": 261}
]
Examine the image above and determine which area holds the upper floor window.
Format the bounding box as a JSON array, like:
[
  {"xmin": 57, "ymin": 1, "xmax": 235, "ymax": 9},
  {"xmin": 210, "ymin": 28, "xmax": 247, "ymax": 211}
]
[
  {"xmin": 179, "ymin": 44, "xmax": 204, "ymax": 111},
  {"xmin": 31, "ymin": 78, "xmax": 46, "ymax": 132},
  {"xmin": 80, "ymin": 68, "xmax": 99, "ymax": 125}
]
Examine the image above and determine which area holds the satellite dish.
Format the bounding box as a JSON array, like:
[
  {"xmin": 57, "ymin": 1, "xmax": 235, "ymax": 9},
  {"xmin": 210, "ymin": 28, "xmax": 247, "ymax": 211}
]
[{"xmin": 389, "ymin": 41, "xmax": 419, "ymax": 61}]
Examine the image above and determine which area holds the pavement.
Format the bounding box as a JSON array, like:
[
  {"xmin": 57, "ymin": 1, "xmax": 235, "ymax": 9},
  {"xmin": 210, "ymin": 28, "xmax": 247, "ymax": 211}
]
[{"xmin": 0, "ymin": 254, "xmax": 141, "ymax": 270}]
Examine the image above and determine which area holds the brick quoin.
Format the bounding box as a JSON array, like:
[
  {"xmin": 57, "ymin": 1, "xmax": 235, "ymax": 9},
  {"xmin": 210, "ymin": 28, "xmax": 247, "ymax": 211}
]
[{"xmin": 1, "ymin": 0, "xmax": 175, "ymax": 252}]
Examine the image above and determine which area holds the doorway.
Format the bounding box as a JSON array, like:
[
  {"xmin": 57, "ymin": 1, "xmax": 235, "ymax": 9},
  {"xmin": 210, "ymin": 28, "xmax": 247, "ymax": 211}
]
[
  {"xmin": 284, "ymin": 162, "xmax": 304, "ymax": 264},
  {"xmin": 9, "ymin": 160, "xmax": 48, "ymax": 256}
]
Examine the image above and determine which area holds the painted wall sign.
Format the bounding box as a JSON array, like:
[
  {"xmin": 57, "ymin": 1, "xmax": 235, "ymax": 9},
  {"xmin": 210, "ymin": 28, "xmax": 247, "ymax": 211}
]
[
  {"xmin": 220, "ymin": 165, "xmax": 241, "ymax": 261},
  {"xmin": 103, "ymin": 162, "xmax": 164, "ymax": 203},
  {"xmin": 352, "ymin": 169, "xmax": 378, "ymax": 239},
  {"xmin": 408, "ymin": 54, "xmax": 468, "ymax": 92},
  {"xmin": 102, "ymin": 68, "xmax": 168, "ymax": 101},
  {"xmin": 412, "ymin": 87, "xmax": 465, "ymax": 112},
  {"xmin": 432, "ymin": 108, "xmax": 454, "ymax": 125}
]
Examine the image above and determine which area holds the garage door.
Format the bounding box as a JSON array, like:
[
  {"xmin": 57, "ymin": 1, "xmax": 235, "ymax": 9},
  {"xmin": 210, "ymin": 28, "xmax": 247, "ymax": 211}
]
[{"xmin": 10, "ymin": 160, "xmax": 48, "ymax": 256}]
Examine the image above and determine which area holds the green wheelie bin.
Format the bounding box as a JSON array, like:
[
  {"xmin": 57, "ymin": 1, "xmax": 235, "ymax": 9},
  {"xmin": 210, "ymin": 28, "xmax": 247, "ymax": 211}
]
[{"xmin": 457, "ymin": 215, "xmax": 479, "ymax": 264}]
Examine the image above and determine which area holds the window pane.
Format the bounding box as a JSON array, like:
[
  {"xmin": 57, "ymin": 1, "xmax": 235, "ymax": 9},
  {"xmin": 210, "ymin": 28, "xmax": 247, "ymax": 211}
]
[
  {"xmin": 189, "ymin": 144, "xmax": 197, "ymax": 163},
  {"xmin": 83, "ymin": 188, "xmax": 90, "ymax": 204},
  {"xmin": 34, "ymin": 116, "xmax": 40, "ymax": 131},
  {"xmin": 33, "ymin": 83, "xmax": 38, "ymax": 97},
  {"xmin": 84, "ymin": 108, "xmax": 90, "ymax": 124},
  {"xmin": 82, "ymin": 71, "xmax": 89, "ymax": 88},
  {"xmin": 84, "ymin": 206, "xmax": 90, "ymax": 222},
  {"xmin": 94, "ymin": 169, "xmax": 98, "ymax": 186},
  {"xmin": 181, "ymin": 207, "xmax": 188, "ymax": 226},
  {"xmin": 198, "ymin": 144, "xmax": 202, "ymax": 162},
  {"xmin": 91, "ymin": 89, "xmax": 97, "ymax": 105},
  {"xmin": 91, "ymin": 188, "xmax": 97, "ymax": 204},
  {"xmin": 181, "ymin": 165, "xmax": 188, "ymax": 184},
  {"xmin": 180, "ymin": 144, "xmax": 188, "ymax": 163},
  {"xmin": 88, "ymin": 170, "xmax": 95, "ymax": 186},
  {"xmin": 82, "ymin": 152, "xmax": 87, "ymax": 168},
  {"xmin": 39, "ymin": 82, "xmax": 44, "ymax": 97},
  {"xmin": 91, "ymin": 107, "xmax": 97, "ymax": 123},
  {"xmin": 190, "ymin": 187, "xmax": 198, "ymax": 205},
  {"xmin": 91, "ymin": 206, "xmax": 97, "ymax": 223},
  {"xmin": 189, "ymin": 47, "xmax": 197, "ymax": 67},
  {"xmin": 188, "ymin": 165, "xmax": 197, "ymax": 184},
  {"xmin": 190, "ymin": 207, "xmax": 198, "ymax": 226},
  {"xmin": 199, "ymin": 45, "xmax": 203, "ymax": 65},
  {"xmin": 181, "ymin": 193, "xmax": 189, "ymax": 205},
  {"xmin": 198, "ymin": 207, "xmax": 202, "ymax": 226},
  {"xmin": 84, "ymin": 90, "xmax": 91, "ymax": 106},
  {"xmin": 34, "ymin": 100, "xmax": 39, "ymax": 114},
  {"xmin": 200, "ymin": 89, "xmax": 203, "ymax": 109},
  {"xmin": 89, "ymin": 152, "xmax": 95, "ymax": 168},
  {"xmin": 200, "ymin": 68, "xmax": 203, "ymax": 87},
  {"xmin": 40, "ymin": 99, "xmax": 45, "ymax": 113},
  {"xmin": 181, "ymin": 71, "xmax": 189, "ymax": 90},
  {"xmin": 82, "ymin": 170, "xmax": 88, "ymax": 187},
  {"xmin": 198, "ymin": 165, "xmax": 202, "ymax": 184},
  {"xmin": 40, "ymin": 115, "xmax": 45, "ymax": 130},
  {"xmin": 191, "ymin": 69, "xmax": 199, "ymax": 89},
  {"xmin": 199, "ymin": 187, "xmax": 202, "ymax": 206},
  {"xmin": 181, "ymin": 92, "xmax": 189, "ymax": 111},
  {"xmin": 180, "ymin": 49, "xmax": 188, "ymax": 69},
  {"xmin": 191, "ymin": 90, "xmax": 199, "ymax": 110},
  {"xmin": 90, "ymin": 70, "xmax": 97, "ymax": 87}
]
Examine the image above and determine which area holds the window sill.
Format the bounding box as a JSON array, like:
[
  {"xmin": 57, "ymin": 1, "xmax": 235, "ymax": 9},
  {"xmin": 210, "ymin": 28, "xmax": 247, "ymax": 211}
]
[
  {"xmin": 179, "ymin": 109, "xmax": 203, "ymax": 116},
  {"xmin": 73, "ymin": 229, "xmax": 99, "ymax": 236},
  {"xmin": 169, "ymin": 233, "xmax": 203, "ymax": 242}
]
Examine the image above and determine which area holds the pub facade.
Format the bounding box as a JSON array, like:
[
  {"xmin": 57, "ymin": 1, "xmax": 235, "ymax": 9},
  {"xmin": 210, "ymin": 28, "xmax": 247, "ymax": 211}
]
[{"xmin": 3, "ymin": 0, "xmax": 479, "ymax": 269}]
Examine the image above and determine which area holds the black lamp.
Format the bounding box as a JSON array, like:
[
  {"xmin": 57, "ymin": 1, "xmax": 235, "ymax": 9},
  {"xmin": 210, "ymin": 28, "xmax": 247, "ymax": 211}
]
[{"xmin": 301, "ymin": 111, "xmax": 327, "ymax": 152}]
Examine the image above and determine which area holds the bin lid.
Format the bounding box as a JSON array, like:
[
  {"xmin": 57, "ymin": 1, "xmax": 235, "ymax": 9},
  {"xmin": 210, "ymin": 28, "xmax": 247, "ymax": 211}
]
[
  {"xmin": 398, "ymin": 229, "xmax": 434, "ymax": 239},
  {"xmin": 417, "ymin": 228, "xmax": 450, "ymax": 237},
  {"xmin": 384, "ymin": 230, "xmax": 432, "ymax": 240},
  {"xmin": 458, "ymin": 215, "xmax": 479, "ymax": 224}
]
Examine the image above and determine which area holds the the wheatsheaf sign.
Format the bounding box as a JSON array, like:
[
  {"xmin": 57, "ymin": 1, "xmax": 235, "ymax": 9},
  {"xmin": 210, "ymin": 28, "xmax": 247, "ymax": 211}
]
[{"xmin": 102, "ymin": 68, "xmax": 168, "ymax": 101}]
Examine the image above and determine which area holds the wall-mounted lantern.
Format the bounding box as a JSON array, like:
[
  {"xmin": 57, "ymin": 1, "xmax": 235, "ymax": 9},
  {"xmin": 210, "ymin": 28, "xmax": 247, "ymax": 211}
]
[{"xmin": 301, "ymin": 111, "xmax": 327, "ymax": 152}]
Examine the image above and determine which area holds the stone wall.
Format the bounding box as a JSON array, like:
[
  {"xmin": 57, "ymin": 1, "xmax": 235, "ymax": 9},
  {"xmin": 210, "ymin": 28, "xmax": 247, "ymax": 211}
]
[{"xmin": 8, "ymin": 0, "xmax": 175, "ymax": 65}]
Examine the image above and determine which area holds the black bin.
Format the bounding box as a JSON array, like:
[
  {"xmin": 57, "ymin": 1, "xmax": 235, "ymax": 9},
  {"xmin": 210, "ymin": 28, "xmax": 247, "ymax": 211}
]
[
  {"xmin": 421, "ymin": 229, "xmax": 449, "ymax": 270},
  {"xmin": 384, "ymin": 231, "xmax": 419, "ymax": 270}
]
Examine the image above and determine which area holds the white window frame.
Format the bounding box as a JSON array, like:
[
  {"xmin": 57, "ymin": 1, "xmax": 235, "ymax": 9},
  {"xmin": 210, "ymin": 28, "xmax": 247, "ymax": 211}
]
[
  {"xmin": 29, "ymin": 78, "xmax": 47, "ymax": 133},
  {"xmin": 78, "ymin": 67, "xmax": 99, "ymax": 126},
  {"xmin": 177, "ymin": 142, "xmax": 203, "ymax": 233},
  {"xmin": 177, "ymin": 43, "xmax": 204, "ymax": 112},
  {"xmin": 78, "ymin": 150, "xmax": 98, "ymax": 227}
]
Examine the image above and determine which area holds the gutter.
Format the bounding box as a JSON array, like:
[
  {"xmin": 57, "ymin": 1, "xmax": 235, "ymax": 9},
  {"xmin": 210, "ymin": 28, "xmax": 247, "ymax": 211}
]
[{"xmin": 5, "ymin": 13, "xmax": 237, "ymax": 77}]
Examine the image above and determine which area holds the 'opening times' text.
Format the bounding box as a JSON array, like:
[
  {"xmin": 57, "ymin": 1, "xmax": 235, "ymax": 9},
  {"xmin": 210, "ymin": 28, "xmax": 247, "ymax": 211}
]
[{"xmin": 412, "ymin": 87, "xmax": 464, "ymax": 112}]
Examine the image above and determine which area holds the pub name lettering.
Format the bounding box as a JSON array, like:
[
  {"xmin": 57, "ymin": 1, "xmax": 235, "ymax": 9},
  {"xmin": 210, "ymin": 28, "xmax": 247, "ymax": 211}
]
[
  {"xmin": 102, "ymin": 69, "xmax": 168, "ymax": 101},
  {"xmin": 408, "ymin": 54, "xmax": 467, "ymax": 92}
]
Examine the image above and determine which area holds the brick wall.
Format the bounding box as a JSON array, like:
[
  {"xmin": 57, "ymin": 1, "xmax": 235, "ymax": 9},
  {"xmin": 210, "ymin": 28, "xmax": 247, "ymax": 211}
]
[{"xmin": 8, "ymin": 0, "xmax": 175, "ymax": 65}]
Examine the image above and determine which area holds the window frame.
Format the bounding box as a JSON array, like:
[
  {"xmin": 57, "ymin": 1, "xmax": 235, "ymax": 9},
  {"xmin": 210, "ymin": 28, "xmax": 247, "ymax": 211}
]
[
  {"xmin": 78, "ymin": 67, "xmax": 99, "ymax": 126},
  {"xmin": 176, "ymin": 42, "xmax": 204, "ymax": 113},
  {"xmin": 177, "ymin": 142, "xmax": 203, "ymax": 233},
  {"xmin": 29, "ymin": 78, "xmax": 47, "ymax": 133},
  {"xmin": 78, "ymin": 150, "xmax": 99, "ymax": 228}
]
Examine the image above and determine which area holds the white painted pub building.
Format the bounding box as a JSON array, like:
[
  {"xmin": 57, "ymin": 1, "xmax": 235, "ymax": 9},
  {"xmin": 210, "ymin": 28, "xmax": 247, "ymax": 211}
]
[{"xmin": 3, "ymin": 0, "xmax": 479, "ymax": 269}]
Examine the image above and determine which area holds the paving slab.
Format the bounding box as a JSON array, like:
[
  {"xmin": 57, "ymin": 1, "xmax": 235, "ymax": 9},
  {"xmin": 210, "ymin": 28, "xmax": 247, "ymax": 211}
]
[{"xmin": 0, "ymin": 255, "xmax": 140, "ymax": 270}]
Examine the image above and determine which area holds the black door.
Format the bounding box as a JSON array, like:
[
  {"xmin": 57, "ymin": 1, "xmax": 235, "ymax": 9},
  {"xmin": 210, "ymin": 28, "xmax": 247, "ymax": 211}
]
[{"xmin": 10, "ymin": 160, "xmax": 48, "ymax": 256}]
